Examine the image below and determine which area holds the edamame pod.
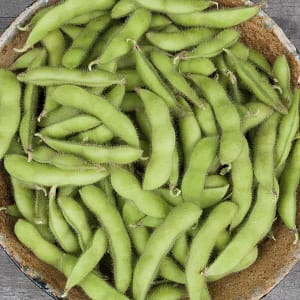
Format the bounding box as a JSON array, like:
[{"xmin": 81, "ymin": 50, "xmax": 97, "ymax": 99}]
[
  {"xmin": 179, "ymin": 29, "xmax": 240, "ymax": 60},
  {"xmin": 151, "ymin": 51, "xmax": 204, "ymax": 108},
  {"xmin": 68, "ymin": 11, "xmax": 108, "ymax": 25},
  {"xmin": 80, "ymin": 185, "xmax": 132, "ymax": 293},
  {"xmin": 253, "ymin": 113, "xmax": 281, "ymax": 189},
  {"xmin": 40, "ymin": 114, "xmax": 101, "ymax": 139},
  {"xmin": 230, "ymin": 137, "xmax": 253, "ymax": 229},
  {"xmin": 273, "ymin": 55, "xmax": 292, "ymax": 104},
  {"xmin": 111, "ymin": 167, "xmax": 170, "ymax": 218},
  {"xmin": 58, "ymin": 196, "xmax": 93, "ymax": 251},
  {"xmin": 182, "ymin": 137, "xmax": 219, "ymax": 204},
  {"xmin": 146, "ymin": 28, "xmax": 217, "ymax": 52},
  {"xmin": 60, "ymin": 25, "xmax": 82, "ymax": 40},
  {"xmin": 248, "ymin": 48, "xmax": 272, "ymax": 75},
  {"xmin": 190, "ymin": 75, "xmax": 243, "ymax": 165},
  {"xmin": 112, "ymin": 0, "xmax": 137, "ymax": 18},
  {"xmin": 52, "ymin": 85, "xmax": 139, "ymax": 147},
  {"xmin": 48, "ymin": 187, "xmax": 80, "ymax": 254},
  {"xmin": 150, "ymin": 14, "xmax": 172, "ymax": 29},
  {"xmin": 92, "ymin": 8, "xmax": 151, "ymax": 66},
  {"xmin": 186, "ymin": 202, "xmax": 237, "ymax": 300},
  {"xmin": 18, "ymin": 0, "xmax": 116, "ymax": 50},
  {"xmin": 10, "ymin": 48, "xmax": 43, "ymax": 70},
  {"xmin": 133, "ymin": 202, "xmax": 202, "ymax": 300},
  {"xmin": 178, "ymin": 98, "xmax": 202, "ymax": 169},
  {"xmin": 134, "ymin": 0, "xmax": 214, "ymax": 14},
  {"xmin": 137, "ymin": 89, "xmax": 176, "ymax": 190},
  {"xmin": 38, "ymin": 135, "xmax": 142, "ymax": 164},
  {"xmin": 63, "ymin": 15, "xmax": 111, "ymax": 69},
  {"xmin": 147, "ymin": 284, "xmax": 186, "ymax": 300},
  {"xmin": 206, "ymin": 182, "xmax": 279, "ymax": 280},
  {"xmin": 119, "ymin": 69, "xmax": 144, "ymax": 91},
  {"xmin": 134, "ymin": 45, "xmax": 180, "ymax": 111},
  {"xmin": 276, "ymin": 90, "xmax": 300, "ymax": 175},
  {"xmin": 169, "ymin": 5, "xmax": 260, "ymax": 27},
  {"xmin": 278, "ymin": 140, "xmax": 300, "ymax": 235},
  {"xmin": 225, "ymin": 50, "xmax": 288, "ymax": 114},
  {"xmin": 14, "ymin": 219, "xmax": 129, "ymax": 300},
  {"xmin": 178, "ymin": 58, "xmax": 216, "ymax": 76},
  {"xmin": 17, "ymin": 67, "xmax": 125, "ymax": 88},
  {"xmin": 0, "ymin": 70, "xmax": 21, "ymax": 159},
  {"xmin": 64, "ymin": 228, "xmax": 108, "ymax": 294},
  {"xmin": 5, "ymin": 155, "xmax": 108, "ymax": 187}
]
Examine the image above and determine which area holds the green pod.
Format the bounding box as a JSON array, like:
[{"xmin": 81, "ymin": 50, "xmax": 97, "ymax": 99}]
[
  {"xmin": 164, "ymin": 24, "xmax": 180, "ymax": 33},
  {"xmin": 190, "ymin": 74, "xmax": 243, "ymax": 165},
  {"xmin": 178, "ymin": 58, "xmax": 216, "ymax": 76},
  {"xmin": 138, "ymin": 216, "xmax": 163, "ymax": 228},
  {"xmin": 169, "ymin": 144, "xmax": 180, "ymax": 191},
  {"xmin": 147, "ymin": 284, "xmax": 186, "ymax": 300},
  {"xmin": 206, "ymin": 182, "xmax": 279, "ymax": 280},
  {"xmin": 248, "ymin": 48, "xmax": 272, "ymax": 75},
  {"xmin": 33, "ymin": 190, "xmax": 48, "ymax": 225},
  {"xmin": 119, "ymin": 69, "xmax": 144, "ymax": 91},
  {"xmin": 5, "ymin": 155, "xmax": 108, "ymax": 187},
  {"xmin": 10, "ymin": 48, "xmax": 43, "ymax": 70},
  {"xmin": 199, "ymin": 185, "xmax": 229, "ymax": 209},
  {"xmin": 58, "ymin": 186, "xmax": 78, "ymax": 198},
  {"xmin": 172, "ymin": 234, "xmax": 189, "ymax": 266},
  {"xmin": 186, "ymin": 202, "xmax": 237, "ymax": 299},
  {"xmin": 159, "ymin": 257, "xmax": 186, "ymax": 284},
  {"xmin": 230, "ymin": 137, "xmax": 253, "ymax": 229},
  {"xmin": 215, "ymin": 230, "xmax": 231, "ymax": 252},
  {"xmin": 121, "ymin": 93, "xmax": 144, "ymax": 112},
  {"xmin": 14, "ymin": 219, "xmax": 128, "ymax": 300},
  {"xmin": 146, "ymin": 28, "xmax": 217, "ymax": 52},
  {"xmin": 278, "ymin": 140, "xmax": 300, "ymax": 232},
  {"xmin": 39, "ymin": 135, "xmax": 143, "ymax": 164},
  {"xmin": 64, "ymin": 228, "xmax": 108, "ymax": 294},
  {"xmin": 72, "ymin": 125, "xmax": 114, "ymax": 144},
  {"xmin": 157, "ymin": 188, "xmax": 183, "ymax": 206},
  {"xmin": 181, "ymin": 137, "xmax": 219, "ymax": 204},
  {"xmin": 178, "ymin": 98, "xmax": 202, "ymax": 169},
  {"xmin": 194, "ymin": 100, "xmax": 218, "ymax": 137},
  {"xmin": 0, "ymin": 70, "xmax": 21, "ymax": 159},
  {"xmin": 68, "ymin": 11, "xmax": 108, "ymax": 25},
  {"xmin": 17, "ymin": 67, "xmax": 125, "ymax": 88},
  {"xmin": 111, "ymin": 0, "xmax": 138, "ymax": 18},
  {"xmin": 19, "ymin": 50, "xmax": 47, "ymax": 153},
  {"xmin": 135, "ymin": 108, "xmax": 151, "ymax": 140},
  {"xmin": 48, "ymin": 187, "xmax": 80, "ymax": 254},
  {"xmin": 133, "ymin": 202, "xmax": 202, "ymax": 300},
  {"xmin": 58, "ymin": 196, "xmax": 93, "ymax": 251},
  {"xmin": 19, "ymin": 0, "xmax": 116, "ymax": 50},
  {"xmin": 205, "ymin": 175, "xmax": 229, "ymax": 188},
  {"xmin": 60, "ymin": 25, "xmax": 82, "ymax": 40},
  {"xmin": 52, "ymin": 85, "xmax": 139, "ymax": 147},
  {"xmin": 123, "ymin": 201, "xmax": 150, "ymax": 255},
  {"xmin": 41, "ymin": 29, "xmax": 67, "ymax": 115},
  {"xmin": 105, "ymin": 84, "xmax": 126, "ymax": 108},
  {"xmin": 111, "ymin": 167, "xmax": 170, "ymax": 218},
  {"xmin": 39, "ymin": 106, "xmax": 80, "ymax": 127},
  {"xmin": 134, "ymin": 45, "xmax": 180, "ymax": 112},
  {"xmin": 135, "ymin": 0, "xmax": 213, "ymax": 14},
  {"xmin": 239, "ymin": 101, "xmax": 274, "ymax": 133},
  {"xmin": 80, "ymin": 185, "xmax": 132, "ymax": 293},
  {"xmin": 63, "ymin": 15, "xmax": 111, "ymax": 69},
  {"xmin": 150, "ymin": 14, "xmax": 172, "ymax": 29},
  {"xmin": 93, "ymin": 8, "xmax": 151, "ymax": 65},
  {"xmin": 276, "ymin": 90, "xmax": 300, "ymax": 175},
  {"xmin": 40, "ymin": 114, "xmax": 101, "ymax": 139},
  {"xmin": 137, "ymin": 89, "xmax": 176, "ymax": 190},
  {"xmin": 180, "ymin": 29, "xmax": 240, "ymax": 60},
  {"xmin": 253, "ymin": 113, "xmax": 281, "ymax": 189},
  {"xmin": 230, "ymin": 42, "xmax": 249, "ymax": 61},
  {"xmin": 225, "ymin": 50, "xmax": 288, "ymax": 114},
  {"xmin": 273, "ymin": 55, "xmax": 293, "ymax": 105},
  {"xmin": 208, "ymin": 246, "xmax": 258, "ymax": 282},
  {"xmin": 10, "ymin": 178, "xmax": 54, "ymax": 242},
  {"xmin": 7, "ymin": 135, "xmax": 24, "ymax": 155},
  {"xmin": 169, "ymin": 5, "xmax": 260, "ymax": 27},
  {"xmin": 6, "ymin": 205, "xmax": 22, "ymax": 218},
  {"xmin": 151, "ymin": 51, "xmax": 204, "ymax": 108}
]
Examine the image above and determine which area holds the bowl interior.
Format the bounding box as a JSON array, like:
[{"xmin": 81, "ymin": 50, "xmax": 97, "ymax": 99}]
[{"xmin": 0, "ymin": 0, "xmax": 299, "ymax": 299}]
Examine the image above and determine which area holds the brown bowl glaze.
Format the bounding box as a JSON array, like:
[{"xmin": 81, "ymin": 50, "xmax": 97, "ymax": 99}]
[{"xmin": 0, "ymin": 0, "xmax": 299, "ymax": 299}]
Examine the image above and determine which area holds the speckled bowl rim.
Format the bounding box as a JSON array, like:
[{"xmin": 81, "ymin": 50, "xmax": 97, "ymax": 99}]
[{"xmin": 0, "ymin": 1, "xmax": 299, "ymax": 300}]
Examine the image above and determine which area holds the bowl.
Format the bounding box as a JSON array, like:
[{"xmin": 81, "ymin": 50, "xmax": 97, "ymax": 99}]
[{"xmin": 0, "ymin": 0, "xmax": 299, "ymax": 299}]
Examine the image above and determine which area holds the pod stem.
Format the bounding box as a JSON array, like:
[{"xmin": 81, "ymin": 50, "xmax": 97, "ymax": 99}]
[
  {"xmin": 88, "ymin": 59, "xmax": 100, "ymax": 71},
  {"xmin": 14, "ymin": 46, "xmax": 31, "ymax": 53},
  {"xmin": 17, "ymin": 24, "xmax": 30, "ymax": 32},
  {"xmin": 293, "ymin": 227, "xmax": 299, "ymax": 245},
  {"xmin": 169, "ymin": 186, "xmax": 181, "ymax": 198}
]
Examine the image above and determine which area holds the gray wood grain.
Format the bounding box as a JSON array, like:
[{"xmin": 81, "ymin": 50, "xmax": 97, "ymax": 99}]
[{"xmin": 0, "ymin": 0, "xmax": 300, "ymax": 299}]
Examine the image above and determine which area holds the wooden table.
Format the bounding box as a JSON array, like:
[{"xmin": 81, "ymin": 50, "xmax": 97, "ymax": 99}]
[{"xmin": 0, "ymin": 1, "xmax": 299, "ymax": 299}]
